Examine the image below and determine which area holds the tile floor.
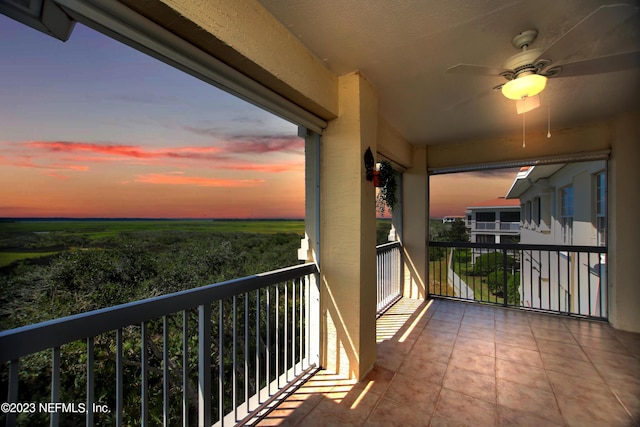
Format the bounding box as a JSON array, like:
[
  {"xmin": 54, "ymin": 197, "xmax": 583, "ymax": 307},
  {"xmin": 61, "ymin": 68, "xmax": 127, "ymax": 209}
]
[{"xmin": 256, "ymin": 298, "xmax": 640, "ymax": 426}]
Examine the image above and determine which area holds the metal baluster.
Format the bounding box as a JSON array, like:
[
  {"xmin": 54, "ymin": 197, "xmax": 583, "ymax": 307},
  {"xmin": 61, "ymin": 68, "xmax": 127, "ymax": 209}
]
[
  {"xmin": 115, "ymin": 330, "xmax": 123, "ymax": 427},
  {"xmin": 299, "ymin": 277, "xmax": 303, "ymax": 372},
  {"xmin": 219, "ymin": 300, "xmax": 224, "ymax": 427},
  {"xmin": 198, "ymin": 305, "xmax": 211, "ymax": 427},
  {"xmin": 567, "ymin": 252, "xmax": 572, "ymax": 314},
  {"xmin": 577, "ymin": 252, "xmax": 582, "ymax": 315},
  {"xmin": 548, "ymin": 251, "xmax": 551, "ymax": 311},
  {"xmin": 587, "ymin": 252, "xmax": 602, "ymax": 316},
  {"xmin": 141, "ymin": 322, "xmax": 148, "ymax": 426},
  {"xmin": 255, "ymin": 289, "xmax": 261, "ymax": 404},
  {"xmin": 284, "ymin": 282, "xmax": 288, "ymax": 382},
  {"xmin": 465, "ymin": 247, "xmax": 469, "ymax": 300},
  {"xmin": 182, "ymin": 311, "xmax": 188, "ymax": 427},
  {"xmin": 305, "ymin": 275, "xmax": 311, "ymax": 368},
  {"xmin": 163, "ymin": 316, "xmax": 169, "ymax": 427},
  {"xmin": 233, "ymin": 296, "xmax": 237, "ymax": 422},
  {"xmin": 86, "ymin": 337, "xmax": 94, "ymax": 427},
  {"xmin": 7, "ymin": 359, "xmax": 19, "ymax": 427},
  {"xmin": 266, "ymin": 286, "xmax": 270, "ymax": 396},
  {"xmin": 530, "ymin": 250, "xmax": 535, "ymax": 310},
  {"xmin": 600, "ymin": 251, "xmax": 605, "ymax": 318},
  {"xmin": 244, "ymin": 292, "xmax": 249, "ymax": 415},
  {"xmin": 276, "ymin": 284, "xmax": 280, "ymax": 389},
  {"xmin": 292, "ymin": 279, "xmax": 296, "ymax": 375},
  {"xmin": 557, "ymin": 251, "xmax": 561, "ymax": 314},
  {"xmin": 51, "ymin": 347, "xmax": 60, "ymax": 427}
]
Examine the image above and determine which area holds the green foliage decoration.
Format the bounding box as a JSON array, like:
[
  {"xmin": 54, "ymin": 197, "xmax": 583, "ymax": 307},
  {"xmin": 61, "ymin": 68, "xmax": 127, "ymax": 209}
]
[{"xmin": 376, "ymin": 160, "xmax": 397, "ymax": 215}]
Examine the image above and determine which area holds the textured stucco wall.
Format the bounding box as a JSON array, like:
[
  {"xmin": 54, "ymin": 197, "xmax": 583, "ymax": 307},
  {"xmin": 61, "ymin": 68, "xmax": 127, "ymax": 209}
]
[
  {"xmin": 320, "ymin": 72, "xmax": 378, "ymax": 379},
  {"xmin": 402, "ymin": 146, "xmax": 428, "ymax": 299},
  {"xmin": 609, "ymin": 111, "xmax": 640, "ymax": 333}
]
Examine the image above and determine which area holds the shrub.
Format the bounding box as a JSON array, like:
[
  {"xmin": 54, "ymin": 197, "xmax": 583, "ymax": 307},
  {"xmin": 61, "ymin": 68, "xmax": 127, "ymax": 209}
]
[{"xmin": 472, "ymin": 252, "xmax": 516, "ymax": 275}]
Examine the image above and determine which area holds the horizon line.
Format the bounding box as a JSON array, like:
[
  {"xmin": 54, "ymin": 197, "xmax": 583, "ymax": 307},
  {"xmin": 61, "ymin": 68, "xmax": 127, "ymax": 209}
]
[{"xmin": 0, "ymin": 217, "xmax": 306, "ymax": 221}]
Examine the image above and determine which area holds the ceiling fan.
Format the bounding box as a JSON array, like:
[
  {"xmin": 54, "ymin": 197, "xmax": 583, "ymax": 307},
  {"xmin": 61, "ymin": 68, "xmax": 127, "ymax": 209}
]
[{"xmin": 446, "ymin": 3, "xmax": 640, "ymax": 110}]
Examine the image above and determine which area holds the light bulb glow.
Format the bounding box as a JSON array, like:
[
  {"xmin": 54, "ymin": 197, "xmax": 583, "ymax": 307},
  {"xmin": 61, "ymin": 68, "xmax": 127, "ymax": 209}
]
[{"xmin": 502, "ymin": 74, "xmax": 547, "ymax": 100}]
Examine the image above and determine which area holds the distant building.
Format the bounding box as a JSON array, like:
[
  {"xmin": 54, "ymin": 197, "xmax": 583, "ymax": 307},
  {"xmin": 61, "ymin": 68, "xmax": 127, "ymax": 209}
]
[
  {"xmin": 506, "ymin": 161, "xmax": 607, "ymax": 315},
  {"xmin": 442, "ymin": 216, "xmax": 464, "ymax": 224},
  {"xmin": 465, "ymin": 198, "xmax": 521, "ymax": 244}
]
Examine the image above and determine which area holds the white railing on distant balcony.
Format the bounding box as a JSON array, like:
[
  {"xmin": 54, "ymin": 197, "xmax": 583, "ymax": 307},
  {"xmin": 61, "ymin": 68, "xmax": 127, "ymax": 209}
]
[
  {"xmin": 474, "ymin": 221, "xmax": 496, "ymax": 230},
  {"xmin": 0, "ymin": 263, "xmax": 319, "ymax": 427},
  {"xmin": 499, "ymin": 222, "xmax": 520, "ymax": 231},
  {"xmin": 471, "ymin": 221, "xmax": 520, "ymax": 232},
  {"xmin": 376, "ymin": 242, "xmax": 402, "ymax": 315}
]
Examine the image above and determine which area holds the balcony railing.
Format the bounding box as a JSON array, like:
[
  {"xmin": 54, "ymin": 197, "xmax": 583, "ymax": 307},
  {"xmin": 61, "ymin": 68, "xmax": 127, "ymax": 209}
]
[
  {"xmin": 0, "ymin": 263, "xmax": 319, "ymax": 427},
  {"xmin": 429, "ymin": 241, "xmax": 607, "ymax": 320},
  {"xmin": 499, "ymin": 222, "xmax": 520, "ymax": 231},
  {"xmin": 474, "ymin": 221, "xmax": 496, "ymax": 230},
  {"xmin": 470, "ymin": 221, "xmax": 520, "ymax": 232},
  {"xmin": 376, "ymin": 242, "xmax": 402, "ymax": 315}
]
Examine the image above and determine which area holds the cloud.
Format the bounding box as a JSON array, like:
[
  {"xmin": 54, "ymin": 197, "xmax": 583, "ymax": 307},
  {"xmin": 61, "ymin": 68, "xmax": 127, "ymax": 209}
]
[
  {"xmin": 9, "ymin": 140, "xmax": 303, "ymax": 174},
  {"xmin": 217, "ymin": 163, "xmax": 303, "ymax": 173},
  {"xmin": 135, "ymin": 173, "xmax": 265, "ymax": 187},
  {"xmin": 223, "ymin": 136, "xmax": 304, "ymax": 154},
  {"xmin": 183, "ymin": 127, "xmax": 304, "ymax": 154},
  {"xmin": 24, "ymin": 141, "xmax": 227, "ymax": 161},
  {"xmin": 231, "ymin": 115, "xmax": 265, "ymax": 125},
  {"xmin": 45, "ymin": 172, "xmax": 69, "ymax": 180},
  {"xmin": 52, "ymin": 164, "xmax": 89, "ymax": 171},
  {"xmin": 28, "ymin": 141, "xmax": 153, "ymax": 158},
  {"xmin": 0, "ymin": 154, "xmax": 88, "ymax": 172}
]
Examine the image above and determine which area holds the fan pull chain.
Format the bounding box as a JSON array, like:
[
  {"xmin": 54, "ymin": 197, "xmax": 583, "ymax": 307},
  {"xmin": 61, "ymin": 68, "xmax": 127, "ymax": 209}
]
[
  {"xmin": 522, "ymin": 101, "xmax": 526, "ymax": 148},
  {"xmin": 547, "ymin": 98, "xmax": 552, "ymax": 139}
]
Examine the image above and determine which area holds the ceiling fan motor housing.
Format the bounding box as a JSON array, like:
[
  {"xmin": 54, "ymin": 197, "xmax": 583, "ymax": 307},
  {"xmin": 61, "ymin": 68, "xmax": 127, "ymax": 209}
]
[{"xmin": 502, "ymin": 48, "xmax": 550, "ymax": 80}]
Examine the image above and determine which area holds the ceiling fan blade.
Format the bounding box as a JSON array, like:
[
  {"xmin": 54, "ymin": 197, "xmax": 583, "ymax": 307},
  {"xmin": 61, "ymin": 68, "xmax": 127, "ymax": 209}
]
[
  {"xmin": 444, "ymin": 85, "xmax": 500, "ymax": 111},
  {"xmin": 446, "ymin": 64, "xmax": 507, "ymax": 76},
  {"xmin": 534, "ymin": 4, "xmax": 639, "ymax": 64},
  {"xmin": 546, "ymin": 50, "xmax": 640, "ymax": 77}
]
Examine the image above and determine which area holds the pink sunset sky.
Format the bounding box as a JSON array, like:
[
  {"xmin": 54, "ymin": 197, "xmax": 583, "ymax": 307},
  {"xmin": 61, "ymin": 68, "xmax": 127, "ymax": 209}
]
[{"xmin": 0, "ymin": 16, "xmax": 516, "ymax": 219}]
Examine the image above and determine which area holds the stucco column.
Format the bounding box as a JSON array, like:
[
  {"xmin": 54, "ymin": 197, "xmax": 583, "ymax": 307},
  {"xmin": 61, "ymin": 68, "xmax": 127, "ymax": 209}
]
[
  {"xmin": 320, "ymin": 72, "xmax": 378, "ymax": 380},
  {"xmin": 402, "ymin": 146, "xmax": 428, "ymax": 299},
  {"xmin": 608, "ymin": 111, "xmax": 640, "ymax": 333}
]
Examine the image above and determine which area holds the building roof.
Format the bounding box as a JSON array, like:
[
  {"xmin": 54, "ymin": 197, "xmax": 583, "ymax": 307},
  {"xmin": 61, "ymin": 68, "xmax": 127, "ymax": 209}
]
[
  {"xmin": 505, "ymin": 164, "xmax": 566, "ymax": 199},
  {"xmin": 466, "ymin": 197, "xmax": 521, "ymax": 209}
]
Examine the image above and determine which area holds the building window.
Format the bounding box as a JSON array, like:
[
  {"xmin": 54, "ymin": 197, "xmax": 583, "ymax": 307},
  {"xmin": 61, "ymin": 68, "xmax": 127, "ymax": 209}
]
[
  {"xmin": 477, "ymin": 234, "xmax": 494, "ymax": 244},
  {"xmin": 525, "ymin": 201, "xmax": 532, "ymax": 228},
  {"xmin": 595, "ymin": 172, "xmax": 606, "ymax": 246},
  {"xmin": 561, "ymin": 185, "xmax": 574, "ymax": 244}
]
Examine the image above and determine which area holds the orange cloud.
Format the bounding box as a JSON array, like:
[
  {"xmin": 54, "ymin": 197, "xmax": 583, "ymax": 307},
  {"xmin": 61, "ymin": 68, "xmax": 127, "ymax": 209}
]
[
  {"xmin": 217, "ymin": 163, "xmax": 303, "ymax": 173},
  {"xmin": 26, "ymin": 141, "xmax": 225, "ymax": 160},
  {"xmin": 45, "ymin": 172, "xmax": 69, "ymax": 180},
  {"xmin": 134, "ymin": 173, "xmax": 265, "ymax": 187}
]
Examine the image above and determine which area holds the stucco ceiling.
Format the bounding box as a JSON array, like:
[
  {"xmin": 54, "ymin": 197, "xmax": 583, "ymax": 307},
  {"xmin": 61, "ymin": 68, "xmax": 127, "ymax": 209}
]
[{"xmin": 258, "ymin": 0, "xmax": 640, "ymax": 146}]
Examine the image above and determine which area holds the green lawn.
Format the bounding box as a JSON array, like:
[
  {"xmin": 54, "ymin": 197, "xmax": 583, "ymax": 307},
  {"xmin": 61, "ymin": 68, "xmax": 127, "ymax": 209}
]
[
  {"xmin": 0, "ymin": 251, "xmax": 60, "ymax": 268},
  {"xmin": 0, "ymin": 219, "xmax": 306, "ymax": 269},
  {"xmin": 430, "ymin": 249, "xmax": 506, "ymax": 304},
  {"xmin": 0, "ymin": 219, "xmax": 306, "ymax": 239}
]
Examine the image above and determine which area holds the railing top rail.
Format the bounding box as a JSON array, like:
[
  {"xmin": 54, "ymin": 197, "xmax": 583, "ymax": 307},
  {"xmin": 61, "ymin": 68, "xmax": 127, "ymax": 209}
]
[
  {"xmin": 0, "ymin": 262, "xmax": 318, "ymax": 362},
  {"xmin": 376, "ymin": 241, "xmax": 401, "ymax": 254},
  {"xmin": 429, "ymin": 241, "xmax": 607, "ymax": 253}
]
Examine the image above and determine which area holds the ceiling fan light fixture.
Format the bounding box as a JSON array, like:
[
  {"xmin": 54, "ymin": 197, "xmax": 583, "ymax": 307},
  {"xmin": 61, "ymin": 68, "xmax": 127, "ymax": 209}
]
[{"xmin": 501, "ymin": 74, "xmax": 547, "ymax": 100}]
